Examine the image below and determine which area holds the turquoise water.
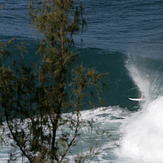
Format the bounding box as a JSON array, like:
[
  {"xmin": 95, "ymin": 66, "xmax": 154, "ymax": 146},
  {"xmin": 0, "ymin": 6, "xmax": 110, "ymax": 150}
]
[{"xmin": 0, "ymin": 0, "xmax": 163, "ymax": 162}]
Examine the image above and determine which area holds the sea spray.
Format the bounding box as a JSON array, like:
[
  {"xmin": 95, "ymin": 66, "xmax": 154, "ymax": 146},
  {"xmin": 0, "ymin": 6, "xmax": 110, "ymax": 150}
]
[
  {"xmin": 125, "ymin": 56, "xmax": 151, "ymax": 100},
  {"xmin": 119, "ymin": 96, "xmax": 163, "ymax": 162},
  {"xmin": 117, "ymin": 56, "xmax": 163, "ymax": 162}
]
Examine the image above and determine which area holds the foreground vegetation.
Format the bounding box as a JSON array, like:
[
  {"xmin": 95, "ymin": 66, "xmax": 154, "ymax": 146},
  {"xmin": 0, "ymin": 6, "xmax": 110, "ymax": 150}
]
[{"xmin": 0, "ymin": 0, "xmax": 108, "ymax": 162}]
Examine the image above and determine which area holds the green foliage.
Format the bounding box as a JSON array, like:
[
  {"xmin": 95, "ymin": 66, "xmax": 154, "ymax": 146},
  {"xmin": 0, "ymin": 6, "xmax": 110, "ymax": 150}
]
[{"xmin": 0, "ymin": 0, "xmax": 108, "ymax": 163}]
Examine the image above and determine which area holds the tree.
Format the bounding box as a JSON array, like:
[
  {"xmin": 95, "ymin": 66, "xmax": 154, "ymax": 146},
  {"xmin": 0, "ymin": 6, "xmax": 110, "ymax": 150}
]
[{"xmin": 0, "ymin": 0, "xmax": 107, "ymax": 162}]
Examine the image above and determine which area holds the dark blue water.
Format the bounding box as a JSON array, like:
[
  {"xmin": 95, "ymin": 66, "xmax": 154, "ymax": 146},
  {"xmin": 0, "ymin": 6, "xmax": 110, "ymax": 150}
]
[
  {"xmin": 1, "ymin": 0, "xmax": 162, "ymax": 55},
  {"xmin": 1, "ymin": 0, "xmax": 162, "ymax": 108},
  {"xmin": 0, "ymin": 0, "xmax": 163, "ymax": 162},
  {"xmin": 83, "ymin": 0, "xmax": 163, "ymax": 57}
]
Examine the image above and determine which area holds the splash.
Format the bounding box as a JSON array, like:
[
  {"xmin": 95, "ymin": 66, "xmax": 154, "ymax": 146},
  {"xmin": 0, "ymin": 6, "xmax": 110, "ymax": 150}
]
[
  {"xmin": 118, "ymin": 56, "xmax": 163, "ymax": 162},
  {"xmin": 125, "ymin": 56, "xmax": 151, "ymax": 101},
  {"xmin": 120, "ymin": 96, "xmax": 163, "ymax": 162}
]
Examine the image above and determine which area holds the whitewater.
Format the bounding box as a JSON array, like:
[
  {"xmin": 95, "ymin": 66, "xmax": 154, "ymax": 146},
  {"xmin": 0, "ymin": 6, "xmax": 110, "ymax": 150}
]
[
  {"xmin": 0, "ymin": 0, "xmax": 163, "ymax": 162},
  {"xmin": 76, "ymin": 55, "xmax": 163, "ymax": 163},
  {"xmin": 80, "ymin": 55, "xmax": 163, "ymax": 163},
  {"xmin": 1, "ymin": 55, "xmax": 163, "ymax": 163}
]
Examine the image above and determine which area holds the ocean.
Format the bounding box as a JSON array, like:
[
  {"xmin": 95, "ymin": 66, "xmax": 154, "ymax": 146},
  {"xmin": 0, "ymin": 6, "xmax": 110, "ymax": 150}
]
[{"xmin": 0, "ymin": 0, "xmax": 163, "ymax": 162}]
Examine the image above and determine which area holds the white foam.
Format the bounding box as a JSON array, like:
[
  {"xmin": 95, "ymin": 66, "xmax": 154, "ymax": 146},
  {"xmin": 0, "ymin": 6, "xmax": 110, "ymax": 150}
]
[
  {"xmin": 68, "ymin": 106, "xmax": 129, "ymax": 163},
  {"xmin": 1, "ymin": 55, "xmax": 162, "ymax": 162},
  {"xmin": 117, "ymin": 57, "xmax": 163, "ymax": 162},
  {"xmin": 119, "ymin": 96, "xmax": 163, "ymax": 162},
  {"xmin": 0, "ymin": 106, "xmax": 127, "ymax": 163}
]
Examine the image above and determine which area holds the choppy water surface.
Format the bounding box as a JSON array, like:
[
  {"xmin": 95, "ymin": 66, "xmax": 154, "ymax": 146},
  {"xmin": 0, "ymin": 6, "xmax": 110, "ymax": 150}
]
[{"xmin": 0, "ymin": 0, "xmax": 163, "ymax": 162}]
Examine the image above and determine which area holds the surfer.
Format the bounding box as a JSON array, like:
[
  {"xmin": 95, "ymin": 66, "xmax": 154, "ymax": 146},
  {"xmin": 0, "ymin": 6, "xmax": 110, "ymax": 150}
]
[
  {"xmin": 129, "ymin": 74, "xmax": 150, "ymax": 101},
  {"xmin": 140, "ymin": 75, "xmax": 150, "ymax": 99},
  {"xmin": 140, "ymin": 93, "xmax": 144, "ymax": 99}
]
